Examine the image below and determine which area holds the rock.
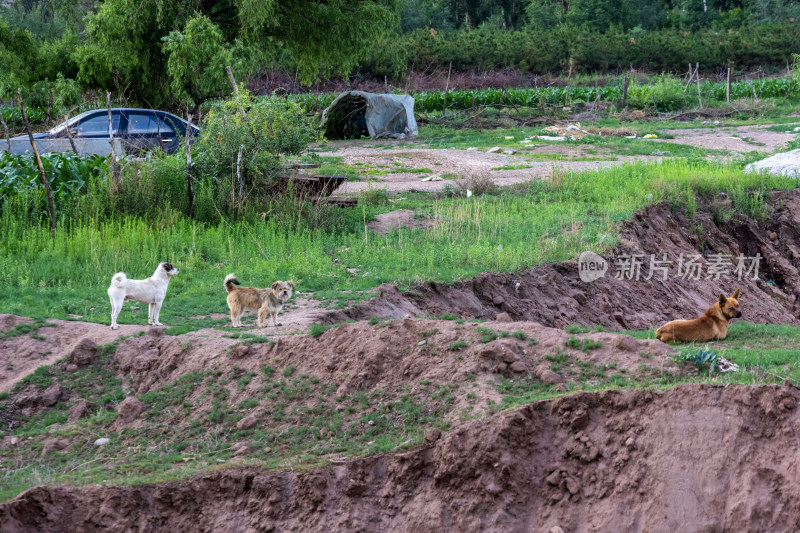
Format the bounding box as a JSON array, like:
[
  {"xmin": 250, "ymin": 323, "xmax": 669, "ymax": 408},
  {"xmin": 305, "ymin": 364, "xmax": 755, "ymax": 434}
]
[
  {"xmin": 546, "ymin": 470, "xmax": 561, "ymax": 485},
  {"xmin": 68, "ymin": 399, "xmax": 99, "ymax": 423},
  {"xmin": 768, "ymin": 231, "xmax": 778, "ymax": 241},
  {"xmin": 425, "ymin": 428, "xmax": 442, "ymax": 443},
  {"xmin": 94, "ymin": 437, "xmax": 110, "ymax": 446},
  {"xmin": 495, "ymin": 312, "xmax": 513, "ymax": 323},
  {"xmin": 237, "ymin": 414, "xmax": 258, "ymax": 431},
  {"xmin": 613, "ymin": 335, "xmax": 639, "ymax": 352},
  {"xmin": 2, "ymin": 435, "xmax": 20, "ymax": 447},
  {"xmin": 65, "ymin": 364, "xmax": 79, "ymax": 373},
  {"xmin": 625, "ymin": 437, "xmax": 636, "ymax": 449},
  {"xmin": 744, "ymin": 149, "xmax": 800, "ymax": 178},
  {"xmin": 503, "ymin": 149, "xmax": 517, "ymax": 155},
  {"xmin": 565, "ymin": 477, "xmax": 581, "ymax": 495},
  {"xmin": 117, "ymin": 396, "xmax": 145, "ymax": 423},
  {"xmin": 550, "ymin": 527, "xmax": 566, "ymax": 533},
  {"xmin": 554, "ymin": 383, "xmax": 568, "ymax": 392},
  {"xmin": 345, "ymin": 479, "xmax": 368, "ymax": 496},
  {"xmin": 41, "ymin": 384, "xmax": 68, "ymax": 407},
  {"xmin": 231, "ymin": 441, "xmax": 251, "ymax": 456},
  {"xmin": 417, "ymin": 340, "xmax": 427, "ymax": 346},
  {"xmin": 535, "ymin": 366, "xmax": 564, "ymax": 385},
  {"xmin": 487, "ymin": 146, "xmax": 502, "ymax": 153},
  {"xmin": 509, "ymin": 361, "xmax": 527, "ymax": 373},
  {"xmin": 231, "ymin": 344, "xmax": 250, "ymax": 359},
  {"xmin": 41, "ymin": 439, "xmax": 70, "ymax": 456},
  {"xmin": 467, "ymin": 147, "xmax": 478, "ymax": 151},
  {"xmin": 70, "ymin": 338, "xmax": 99, "ymax": 367},
  {"xmin": 264, "ymin": 447, "xmax": 272, "ymax": 453}
]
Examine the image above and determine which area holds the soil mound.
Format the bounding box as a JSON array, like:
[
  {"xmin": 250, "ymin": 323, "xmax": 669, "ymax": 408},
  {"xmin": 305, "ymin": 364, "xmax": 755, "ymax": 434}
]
[
  {"xmin": 3, "ymin": 384, "xmax": 799, "ymax": 533},
  {"xmin": 344, "ymin": 190, "xmax": 800, "ymax": 330},
  {"xmin": 110, "ymin": 319, "xmax": 674, "ymax": 419}
]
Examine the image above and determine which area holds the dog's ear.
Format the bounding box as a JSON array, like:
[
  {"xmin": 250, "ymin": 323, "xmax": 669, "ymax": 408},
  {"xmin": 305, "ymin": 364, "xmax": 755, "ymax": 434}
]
[
  {"xmin": 271, "ymin": 281, "xmax": 279, "ymax": 289},
  {"xmin": 731, "ymin": 288, "xmax": 740, "ymax": 299},
  {"xmin": 288, "ymin": 281, "xmax": 294, "ymax": 289},
  {"xmin": 718, "ymin": 293, "xmax": 727, "ymax": 306},
  {"xmin": 163, "ymin": 263, "xmax": 173, "ymax": 271}
]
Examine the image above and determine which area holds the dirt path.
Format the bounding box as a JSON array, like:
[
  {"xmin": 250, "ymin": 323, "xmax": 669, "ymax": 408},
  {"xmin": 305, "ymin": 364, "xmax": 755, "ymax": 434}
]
[
  {"xmin": 0, "ymin": 315, "xmax": 148, "ymax": 394},
  {"xmin": 318, "ymin": 123, "xmax": 795, "ymax": 194},
  {"xmin": 656, "ymin": 123, "xmax": 798, "ymax": 152}
]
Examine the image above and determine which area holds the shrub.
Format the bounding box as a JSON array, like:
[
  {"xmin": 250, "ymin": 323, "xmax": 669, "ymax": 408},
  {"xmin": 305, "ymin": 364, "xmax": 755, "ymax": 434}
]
[{"xmin": 194, "ymin": 91, "xmax": 316, "ymax": 212}]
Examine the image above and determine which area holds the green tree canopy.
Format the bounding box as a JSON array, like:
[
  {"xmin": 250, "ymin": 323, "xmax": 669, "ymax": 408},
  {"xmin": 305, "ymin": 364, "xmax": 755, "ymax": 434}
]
[{"xmin": 73, "ymin": 0, "xmax": 397, "ymax": 106}]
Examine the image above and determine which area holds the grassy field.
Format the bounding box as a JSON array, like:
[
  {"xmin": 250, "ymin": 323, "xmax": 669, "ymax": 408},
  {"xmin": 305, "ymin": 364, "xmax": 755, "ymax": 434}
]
[{"xmin": 1, "ymin": 158, "xmax": 797, "ymax": 328}]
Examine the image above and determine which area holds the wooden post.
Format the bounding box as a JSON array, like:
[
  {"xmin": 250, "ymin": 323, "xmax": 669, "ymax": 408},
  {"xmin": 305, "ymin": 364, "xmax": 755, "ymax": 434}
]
[
  {"xmin": 185, "ymin": 111, "xmax": 195, "ymax": 217},
  {"xmin": 0, "ymin": 111, "xmax": 10, "ymax": 152},
  {"xmin": 684, "ymin": 63, "xmax": 694, "ymax": 93},
  {"xmin": 746, "ymin": 78, "xmax": 759, "ymax": 102},
  {"xmin": 64, "ymin": 113, "xmax": 78, "ymax": 154},
  {"xmin": 106, "ymin": 92, "xmax": 120, "ymax": 193},
  {"xmin": 565, "ymin": 57, "xmax": 574, "ymax": 107},
  {"xmin": 226, "ymin": 66, "xmax": 246, "ymax": 204},
  {"xmin": 621, "ymin": 73, "xmax": 629, "ymax": 108},
  {"xmin": 726, "ymin": 64, "xmax": 732, "ymax": 103},
  {"xmin": 696, "ymin": 65, "xmax": 702, "ymax": 109},
  {"xmin": 17, "ymin": 88, "xmax": 56, "ymax": 238},
  {"xmin": 443, "ymin": 61, "xmax": 452, "ymax": 114}
]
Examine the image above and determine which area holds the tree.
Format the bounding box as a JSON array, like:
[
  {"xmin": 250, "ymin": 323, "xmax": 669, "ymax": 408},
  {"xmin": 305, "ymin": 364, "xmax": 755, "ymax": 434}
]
[
  {"xmin": 73, "ymin": 0, "xmax": 397, "ymax": 105},
  {"xmin": 162, "ymin": 13, "xmax": 236, "ymax": 116}
]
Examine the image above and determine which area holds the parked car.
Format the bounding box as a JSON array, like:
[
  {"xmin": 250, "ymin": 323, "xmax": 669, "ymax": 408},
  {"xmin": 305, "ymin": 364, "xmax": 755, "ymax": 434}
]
[{"xmin": 12, "ymin": 108, "xmax": 200, "ymax": 156}]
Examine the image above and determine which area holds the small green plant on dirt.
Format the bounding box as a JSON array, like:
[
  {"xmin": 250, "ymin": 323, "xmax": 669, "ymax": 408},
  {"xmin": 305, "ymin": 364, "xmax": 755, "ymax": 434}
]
[
  {"xmin": 529, "ymin": 338, "xmax": 539, "ymax": 346},
  {"xmin": 566, "ymin": 337, "xmax": 603, "ymax": 352},
  {"xmin": 476, "ymin": 327, "xmax": 499, "ymax": 343},
  {"xmin": 546, "ymin": 351, "xmax": 569, "ymax": 372},
  {"xmin": 369, "ymin": 316, "xmax": 380, "ymax": 325},
  {"xmin": 449, "ymin": 340, "xmax": 469, "ymax": 351},
  {"xmin": 676, "ymin": 348, "xmax": 718, "ymax": 372},
  {"xmin": 439, "ymin": 313, "xmax": 458, "ymax": 320},
  {"xmin": 513, "ymin": 331, "xmax": 528, "ymax": 340},
  {"xmin": 420, "ymin": 328, "xmax": 439, "ymax": 338},
  {"xmin": 282, "ymin": 365, "xmax": 296, "ymax": 377},
  {"xmin": 0, "ymin": 318, "xmax": 56, "ymax": 340},
  {"xmin": 309, "ymin": 323, "xmax": 329, "ymax": 338},
  {"xmin": 565, "ymin": 324, "xmax": 591, "ymax": 334}
]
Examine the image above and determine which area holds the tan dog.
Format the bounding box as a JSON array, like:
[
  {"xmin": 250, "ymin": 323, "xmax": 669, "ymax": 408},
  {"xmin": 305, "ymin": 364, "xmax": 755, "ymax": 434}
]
[
  {"xmin": 224, "ymin": 274, "xmax": 293, "ymax": 328},
  {"xmin": 655, "ymin": 289, "xmax": 742, "ymax": 343}
]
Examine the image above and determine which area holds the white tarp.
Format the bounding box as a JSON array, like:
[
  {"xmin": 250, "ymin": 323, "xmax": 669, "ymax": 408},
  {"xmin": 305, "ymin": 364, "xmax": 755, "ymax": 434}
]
[{"xmin": 321, "ymin": 91, "xmax": 418, "ymax": 139}]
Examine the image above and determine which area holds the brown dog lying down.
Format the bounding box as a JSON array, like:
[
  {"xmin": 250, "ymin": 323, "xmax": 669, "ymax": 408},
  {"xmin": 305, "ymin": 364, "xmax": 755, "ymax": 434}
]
[{"xmin": 655, "ymin": 289, "xmax": 742, "ymax": 343}]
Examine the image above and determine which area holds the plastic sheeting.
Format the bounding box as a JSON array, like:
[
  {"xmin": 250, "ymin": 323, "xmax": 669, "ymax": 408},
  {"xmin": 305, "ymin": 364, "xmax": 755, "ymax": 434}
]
[{"xmin": 321, "ymin": 91, "xmax": 418, "ymax": 140}]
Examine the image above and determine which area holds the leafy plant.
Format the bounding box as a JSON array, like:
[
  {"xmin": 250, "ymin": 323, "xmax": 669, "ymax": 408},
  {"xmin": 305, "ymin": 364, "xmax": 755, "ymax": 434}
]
[{"xmin": 676, "ymin": 348, "xmax": 719, "ymax": 372}]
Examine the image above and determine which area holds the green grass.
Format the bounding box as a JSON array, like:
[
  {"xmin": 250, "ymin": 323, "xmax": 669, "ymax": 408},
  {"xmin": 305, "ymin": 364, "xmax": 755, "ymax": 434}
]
[{"xmin": 2, "ymin": 159, "xmax": 797, "ymax": 329}]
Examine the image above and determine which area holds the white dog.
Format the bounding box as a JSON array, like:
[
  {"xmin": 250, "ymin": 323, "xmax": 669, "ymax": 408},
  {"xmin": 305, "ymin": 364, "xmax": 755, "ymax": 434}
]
[{"xmin": 108, "ymin": 262, "xmax": 179, "ymax": 329}]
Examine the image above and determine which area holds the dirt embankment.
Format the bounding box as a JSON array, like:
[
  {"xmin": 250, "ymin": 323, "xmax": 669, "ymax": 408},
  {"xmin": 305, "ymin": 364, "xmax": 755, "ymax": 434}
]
[
  {"xmin": 3, "ymin": 384, "xmax": 800, "ymax": 533},
  {"xmin": 343, "ymin": 190, "xmax": 800, "ymax": 330}
]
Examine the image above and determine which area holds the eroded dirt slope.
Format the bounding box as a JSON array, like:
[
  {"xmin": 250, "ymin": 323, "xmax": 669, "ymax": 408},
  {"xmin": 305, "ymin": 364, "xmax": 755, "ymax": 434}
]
[
  {"xmin": 3, "ymin": 384, "xmax": 799, "ymax": 533},
  {"xmin": 344, "ymin": 190, "xmax": 800, "ymax": 330}
]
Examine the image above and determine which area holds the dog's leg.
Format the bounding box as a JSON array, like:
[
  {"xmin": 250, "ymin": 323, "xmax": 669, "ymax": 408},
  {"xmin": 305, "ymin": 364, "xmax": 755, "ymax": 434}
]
[
  {"xmin": 110, "ymin": 297, "xmax": 120, "ymax": 330},
  {"xmin": 272, "ymin": 311, "xmax": 280, "ymax": 327},
  {"xmin": 152, "ymin": 301, "xmax": 164, "ymax": 326},
  {"xmin": 257, "ymin": 306, "xmax": 267, "ymax": 328},
  {"xmin": 230, "ymin": 310, "xmax": 238, "ymax": 328}
]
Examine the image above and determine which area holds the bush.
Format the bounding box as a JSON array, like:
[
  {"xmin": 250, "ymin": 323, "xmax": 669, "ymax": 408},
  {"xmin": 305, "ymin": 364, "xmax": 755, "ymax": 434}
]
[{"xmin": 194, "ymin": 91, "xmax": 316, "ymax": 214}]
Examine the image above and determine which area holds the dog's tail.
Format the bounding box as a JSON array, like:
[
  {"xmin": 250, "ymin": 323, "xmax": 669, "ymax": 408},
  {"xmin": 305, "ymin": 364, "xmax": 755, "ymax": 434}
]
[
  {"xmin": 111, "ymin": 272, "xmax": 127, "ymax": 288},
  {"xmin": 224, "ymin": 273, "xmax": 241, "ymax": 293}
]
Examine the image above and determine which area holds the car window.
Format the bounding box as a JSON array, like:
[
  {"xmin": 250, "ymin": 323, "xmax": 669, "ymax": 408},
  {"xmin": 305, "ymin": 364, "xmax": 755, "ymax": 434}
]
[
  {"xmin": 76, "ymin": 115, "xmax": 121, "ymax": 136},
  {"xmin": 128, "ymin": 114, "xmax": 175, "ymax": 135}
]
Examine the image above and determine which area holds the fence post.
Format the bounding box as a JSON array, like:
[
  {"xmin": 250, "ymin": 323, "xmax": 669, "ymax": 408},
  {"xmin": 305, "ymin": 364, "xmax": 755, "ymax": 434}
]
[
  {"xmin": 726, "ymin": 63, "xmax": 732, "ymax": 103},
  {"xmin": 186, "ymin": 111, "xmax": 195, "ymax": 217},
  {"xmin": 0, "ymin": 111, "xmax": 10, "ymax": 152},
  {"xmin": 64, "ymin": 113, "xmax": 78, "ymax": 154},
  {"xmin": 106, "ymin": 92, "xmax": 121, "ymax": 193},
  {"xmin": 696, "ymin": 63, "xmax": 702, "ymax": 109},
  {"xmin": 18, "ymin": 88, "xmax": 56, "ymax": 238},
  {"xmin": 226, "ymin": 65, "xmax": 246, "ymax": 204}
]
